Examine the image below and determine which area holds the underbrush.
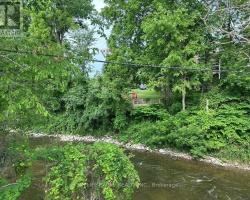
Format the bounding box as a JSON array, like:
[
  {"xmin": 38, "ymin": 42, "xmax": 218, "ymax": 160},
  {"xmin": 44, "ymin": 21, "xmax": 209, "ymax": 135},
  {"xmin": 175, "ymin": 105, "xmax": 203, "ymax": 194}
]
[
  {"xmin": 118, "ymin": 120, "xmax": 171, "ymax": 148},
  {"xmin": 118, "ymin": 105, "xmax": 250, "ymax": 164}
]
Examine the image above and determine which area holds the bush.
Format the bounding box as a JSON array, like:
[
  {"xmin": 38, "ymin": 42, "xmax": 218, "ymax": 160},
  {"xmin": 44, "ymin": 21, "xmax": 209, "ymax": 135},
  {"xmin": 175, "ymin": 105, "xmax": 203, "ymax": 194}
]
[
  {"xmin": 120, "ymin": 120, "xmax": 171, "ymax": 148},
  {"xmin": 130, "ymin": 106, "xmax": 169, "ymax": 122},
  {"xmin": 167, "ymin": 108, "xmax": 250, "ymax": 159},
  {"xmin": 41, "ymin": 142, "xmax": 140, "ymax": 200}
]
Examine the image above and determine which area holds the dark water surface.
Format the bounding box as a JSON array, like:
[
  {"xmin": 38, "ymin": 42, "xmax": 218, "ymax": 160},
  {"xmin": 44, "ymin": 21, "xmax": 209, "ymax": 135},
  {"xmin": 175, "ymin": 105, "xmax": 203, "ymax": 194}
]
[
  {"xmin": 20, "ymin": 136, "xmax": 250, "ymax": 200},
  {"xmin": 130, "ymin": 151, "xmax": 250, "ymax": 200}
]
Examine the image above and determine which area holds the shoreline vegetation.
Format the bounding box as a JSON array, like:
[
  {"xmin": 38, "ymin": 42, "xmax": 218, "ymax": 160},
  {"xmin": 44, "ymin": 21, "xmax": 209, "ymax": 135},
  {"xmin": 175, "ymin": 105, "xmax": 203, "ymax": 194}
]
[
  {"xmin": 27, "ymin": 132, "xmax": 250, "ymax": 171},
  {"xmin": 2, "ymin": 1, "xmax": 250, "ymax": 199}
]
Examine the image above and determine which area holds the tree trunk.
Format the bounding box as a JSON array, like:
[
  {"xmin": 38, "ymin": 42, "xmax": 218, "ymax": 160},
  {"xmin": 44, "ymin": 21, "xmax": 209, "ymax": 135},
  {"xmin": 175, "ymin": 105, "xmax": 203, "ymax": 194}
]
[
  {"xmin": 165, "ymin": 85, "xmax": 172, "ymax": 103},
  {"xmin": 165, "ymin": 74, "xmax": 172, "ymax": 103},
  {"xmin": 182, "ymin": 91, "xmax": 186, "ymax": 110},
  {"xmin": 182, "ymin": 74, "xmax": 186, "ymax": 111}
]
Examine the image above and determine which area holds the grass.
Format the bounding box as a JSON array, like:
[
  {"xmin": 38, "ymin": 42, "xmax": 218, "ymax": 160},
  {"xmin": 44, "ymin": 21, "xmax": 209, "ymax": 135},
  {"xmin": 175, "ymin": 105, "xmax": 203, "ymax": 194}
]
[{"xmin": 131, "ymin": 89, "xmax": 164, "ymax": 99}]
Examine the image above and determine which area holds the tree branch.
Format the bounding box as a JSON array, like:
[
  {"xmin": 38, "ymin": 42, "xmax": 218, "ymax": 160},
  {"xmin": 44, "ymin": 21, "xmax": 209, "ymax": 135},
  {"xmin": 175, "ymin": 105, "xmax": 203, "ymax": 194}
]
[{"xmin": 0, "ymin": 183, "xmax": 18, "ymax": 189}]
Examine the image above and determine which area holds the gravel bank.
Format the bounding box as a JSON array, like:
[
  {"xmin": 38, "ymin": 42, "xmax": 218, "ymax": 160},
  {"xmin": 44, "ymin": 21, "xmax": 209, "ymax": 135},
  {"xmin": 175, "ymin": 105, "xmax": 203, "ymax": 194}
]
[{"xmin": 27, "ymin": 132, "xmax": 250, "ymax": 171}]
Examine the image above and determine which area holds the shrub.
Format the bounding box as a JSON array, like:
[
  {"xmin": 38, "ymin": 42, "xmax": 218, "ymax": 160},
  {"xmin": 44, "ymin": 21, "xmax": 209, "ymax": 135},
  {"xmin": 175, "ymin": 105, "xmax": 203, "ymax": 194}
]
[
  {"xmin": 120, "ymin": 120, "xmax": 171, "ymax": 148},
  {"xmin": 42, "ymin": 142, "xmax": 140, "ymax": 200}
]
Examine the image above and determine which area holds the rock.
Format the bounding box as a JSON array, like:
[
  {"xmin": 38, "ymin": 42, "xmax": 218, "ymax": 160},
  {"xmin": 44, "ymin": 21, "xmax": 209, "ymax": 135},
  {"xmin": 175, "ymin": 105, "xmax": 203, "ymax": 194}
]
[
  {"xmin": 159, "ymin": 149, "xmax": 165, "ymax": 154},
  {"xmin": 26, "ymin": 132, "xmax": 250, "ymax": 171}
]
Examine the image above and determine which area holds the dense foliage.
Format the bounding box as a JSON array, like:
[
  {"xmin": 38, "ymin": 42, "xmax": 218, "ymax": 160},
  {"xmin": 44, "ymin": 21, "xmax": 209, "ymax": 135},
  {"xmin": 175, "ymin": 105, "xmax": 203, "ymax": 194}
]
[
  {"xmin": 1, "ymin": 0, "xmax": 139, "ymax": 199},
  {"xmin": 99, "ymin": 0, "xmax": 250, "ymax": 162},
  {"xmin": 1, "ymin": 0, "xmax": 250, "ymax": 198},
  {"xmin": 0, "ymin": 134, "xmax": 33, "ymax": 200},
  {"xmin": 1, "ymin": 134, "xmax": 139, "ymax": 200},
  {"xmin": 37, "ymin": 142, "xmax": 139, "ymax": 200}
]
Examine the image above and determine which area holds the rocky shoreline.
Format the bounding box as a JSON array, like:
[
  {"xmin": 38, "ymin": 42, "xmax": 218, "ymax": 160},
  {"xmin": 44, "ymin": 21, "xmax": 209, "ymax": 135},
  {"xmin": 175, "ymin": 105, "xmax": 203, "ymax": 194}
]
[{"xmin": 27, "ymin": 132, "xmax": 250, "ymax": 171}]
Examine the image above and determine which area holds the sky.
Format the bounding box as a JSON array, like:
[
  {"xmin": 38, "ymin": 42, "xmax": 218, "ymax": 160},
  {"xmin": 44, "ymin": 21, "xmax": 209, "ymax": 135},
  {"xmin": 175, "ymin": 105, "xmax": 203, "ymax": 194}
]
[{"xmin": 89, "ymin": 0, "xmax": 109, "ymax": 77}]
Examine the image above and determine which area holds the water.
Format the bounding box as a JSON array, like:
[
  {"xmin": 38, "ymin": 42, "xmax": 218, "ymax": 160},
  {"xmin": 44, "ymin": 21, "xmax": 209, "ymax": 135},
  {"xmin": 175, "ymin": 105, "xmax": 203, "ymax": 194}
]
[
  {"xmin": 130, "ymin": 151, "xmax": 250, "ymax": 200},
  {"xmin": 20, "ymin": 137, "xmax": 250, "ymax": 200}
]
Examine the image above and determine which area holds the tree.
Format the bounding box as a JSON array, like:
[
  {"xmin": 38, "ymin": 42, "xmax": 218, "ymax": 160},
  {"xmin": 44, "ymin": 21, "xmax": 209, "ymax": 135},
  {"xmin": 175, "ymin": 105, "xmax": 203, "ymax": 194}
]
[
  {"xmin": 0, "ymin": 1, "xmax": 102, "ymax": 197},
  {"xmin": 0, "ymin": 0, "xmax": 100, "ymax": 131},
  {"xmin": 101, "ymin": 0, "xmax": 153, "ymax": 84},
  {"xmin": 102, "ymin": 0, "xmax": 213, "ymax": 110},
  {"xmin": 202, "ymin": 0, "xmax": 250, "ymax": 45},
  {"xmin": 201, "ymin": 0, "xmax": 250, "ymax": 73},
  {"xmin": 142, "ymin": 1, "xmax": 210, "ymax": 110},
  {"xmin": 200, "ymin": 0, "xmax": 250, "ymax": 98},
  {"xmin": 28, "ymin": 0, "xmax": 96, "ymax": 44}
]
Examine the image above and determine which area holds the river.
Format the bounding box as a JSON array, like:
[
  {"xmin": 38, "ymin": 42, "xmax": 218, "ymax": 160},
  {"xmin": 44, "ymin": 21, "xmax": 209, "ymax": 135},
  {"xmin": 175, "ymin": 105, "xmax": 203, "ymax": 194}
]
[{"xmin": 19, "ymin": 136, "xmax": 250, "ymax": 200}]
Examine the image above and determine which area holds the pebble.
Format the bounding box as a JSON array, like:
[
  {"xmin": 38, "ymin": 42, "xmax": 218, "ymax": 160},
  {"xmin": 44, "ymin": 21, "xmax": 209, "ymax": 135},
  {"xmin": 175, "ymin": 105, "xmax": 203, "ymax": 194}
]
[{"xmin": 26, "ymin": 132, "xmax": 250, "ymax": 171}]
